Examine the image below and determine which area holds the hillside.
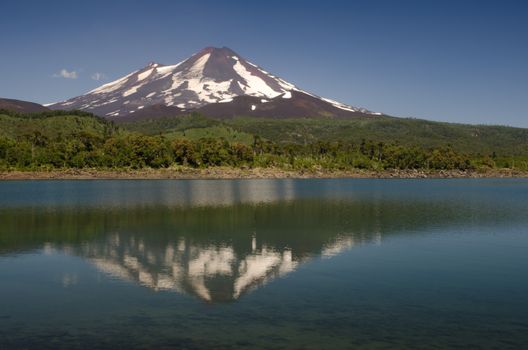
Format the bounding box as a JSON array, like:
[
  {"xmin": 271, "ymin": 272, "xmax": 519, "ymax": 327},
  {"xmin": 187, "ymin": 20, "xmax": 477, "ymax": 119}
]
[
  {"xmin": 0, "ymin": 98, "xmax": 50, "ymax": 114},
  {"xmin": 115, "ymin": 114, "xmax": 528, "ymax": 157},
  {"xmin": 226, "ymin": 117, "xmax": 528, "ymax": 156},
  {"xmin": 0, "ymin": 110, "xmax": 117, "ymax": 140}
]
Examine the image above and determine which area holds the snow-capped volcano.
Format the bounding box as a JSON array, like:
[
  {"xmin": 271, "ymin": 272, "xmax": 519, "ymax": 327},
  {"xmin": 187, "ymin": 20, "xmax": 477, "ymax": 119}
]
[{"xmin": 50, "ymin": 47, "xmax": 380, "ymax": 118}]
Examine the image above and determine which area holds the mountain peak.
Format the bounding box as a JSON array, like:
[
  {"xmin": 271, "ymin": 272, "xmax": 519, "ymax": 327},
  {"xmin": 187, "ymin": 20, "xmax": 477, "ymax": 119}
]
[
  {"xmin": 198, "ymin": 46, "xmax": 238, "ymax": 56},
  {"xmin": 49, "ymin": 47, "xmax": 379, "ymax": 118}
]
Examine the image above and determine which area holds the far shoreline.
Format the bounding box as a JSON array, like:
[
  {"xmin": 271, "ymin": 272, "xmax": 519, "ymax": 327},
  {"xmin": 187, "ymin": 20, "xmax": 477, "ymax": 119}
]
[{"xmin": 1, "ymin": 167, "xmax": 528, "ymax": 180}]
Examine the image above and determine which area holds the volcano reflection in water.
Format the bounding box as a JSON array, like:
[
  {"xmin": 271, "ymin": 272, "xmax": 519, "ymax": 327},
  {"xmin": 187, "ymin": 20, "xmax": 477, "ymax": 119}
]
[
  {"xmin": 2, "ymin": 178, "xmax": 514, "ymax": 304},
  {"xmin": 46, "ymin": 230, "xmax": 360, "ymax": 303}
]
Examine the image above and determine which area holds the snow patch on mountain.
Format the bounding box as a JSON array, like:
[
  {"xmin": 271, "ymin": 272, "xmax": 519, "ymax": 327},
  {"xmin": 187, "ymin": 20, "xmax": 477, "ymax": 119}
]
[
  {"xmin": 137, "ymin": 68, "xmax": 154, "ymax": 81},
  {"xmin": 232, "ymin": 61, "xmax": 282, "ymax": 98},
  {"xmin": 88, "ymin": 70, "xmax": 138, "ymax": 95}
]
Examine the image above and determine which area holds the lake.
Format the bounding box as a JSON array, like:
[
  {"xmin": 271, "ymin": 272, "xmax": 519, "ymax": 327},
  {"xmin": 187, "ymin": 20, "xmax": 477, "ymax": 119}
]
[{"xmin": 1, "ymin": 179, "xmax": 527, "ymax": 349}]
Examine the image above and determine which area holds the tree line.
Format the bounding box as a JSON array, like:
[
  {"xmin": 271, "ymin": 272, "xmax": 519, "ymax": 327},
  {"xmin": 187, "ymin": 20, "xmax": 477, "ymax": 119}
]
[{"xmin": 0, "ymin": 130, "xmax": 487, "ymax": 171}]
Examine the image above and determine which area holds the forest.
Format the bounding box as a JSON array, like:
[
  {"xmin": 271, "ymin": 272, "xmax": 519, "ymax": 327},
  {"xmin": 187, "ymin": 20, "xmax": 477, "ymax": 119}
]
[{"xmin": 1, "ymin": 109, "xmax": 527, "ymax": 172}]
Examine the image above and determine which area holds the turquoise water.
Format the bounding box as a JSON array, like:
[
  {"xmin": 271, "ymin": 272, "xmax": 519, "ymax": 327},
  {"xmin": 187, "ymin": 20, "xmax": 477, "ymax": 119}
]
[{"xmin": 0, "ymin": 179, "xmax": 527, "ymax": 349}]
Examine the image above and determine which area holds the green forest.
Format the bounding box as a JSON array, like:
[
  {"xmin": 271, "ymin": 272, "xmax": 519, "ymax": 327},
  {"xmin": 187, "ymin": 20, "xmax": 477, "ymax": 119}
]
[{"xmin": 1, "ymin": 109, "xmax": 527, "ymax": 172}]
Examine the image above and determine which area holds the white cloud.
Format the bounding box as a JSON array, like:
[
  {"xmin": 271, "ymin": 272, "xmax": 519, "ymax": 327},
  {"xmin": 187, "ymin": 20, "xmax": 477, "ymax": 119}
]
[
  {"xmin": 91, "ymin": 72, "xmax": 106, "ymax": 81},
  {"xmin": 53, "ymin": 69, "xmax": 78, "ymax": 79}
]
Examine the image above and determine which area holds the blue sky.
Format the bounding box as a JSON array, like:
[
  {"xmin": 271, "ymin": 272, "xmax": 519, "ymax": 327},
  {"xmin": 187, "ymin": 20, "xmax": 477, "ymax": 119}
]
[{"xmin": 1, "ymin": 0, "xmax": 527, "ymax": 126}]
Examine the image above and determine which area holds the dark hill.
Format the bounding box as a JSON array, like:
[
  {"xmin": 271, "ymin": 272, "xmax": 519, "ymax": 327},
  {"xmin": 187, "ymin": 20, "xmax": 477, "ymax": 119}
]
[{"xmin": 0, "ymin": 98, "xmax": 50, "ymax": 114}]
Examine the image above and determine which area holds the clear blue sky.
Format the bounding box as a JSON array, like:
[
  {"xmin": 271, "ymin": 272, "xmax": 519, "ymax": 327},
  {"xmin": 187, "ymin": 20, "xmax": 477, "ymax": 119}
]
[{"xmin": 1, "ymin": 0, "xmax": 527, "ymax": 126}]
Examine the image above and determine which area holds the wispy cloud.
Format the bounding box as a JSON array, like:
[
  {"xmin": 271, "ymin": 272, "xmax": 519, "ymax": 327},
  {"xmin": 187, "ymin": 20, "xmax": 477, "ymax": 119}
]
[
  {"xmin": 53, "ymin": 69, "xmax": 78, "ymax": 79},
  {"xmin": 91, "ymin": 72, "xmax": 106, "ymax": 81}
]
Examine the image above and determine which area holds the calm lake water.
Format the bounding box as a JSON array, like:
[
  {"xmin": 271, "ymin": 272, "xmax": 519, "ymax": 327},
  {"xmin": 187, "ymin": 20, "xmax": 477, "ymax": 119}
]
[{"xmin": 1, "ymin": 179, "xmax": 527, "ymax": 349}]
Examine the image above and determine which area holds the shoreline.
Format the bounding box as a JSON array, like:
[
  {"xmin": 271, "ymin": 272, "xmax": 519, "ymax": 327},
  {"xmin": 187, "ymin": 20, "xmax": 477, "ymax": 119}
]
[{"xmin": 1, "ymin": 167, "xmax": 528, "ymax": 180}]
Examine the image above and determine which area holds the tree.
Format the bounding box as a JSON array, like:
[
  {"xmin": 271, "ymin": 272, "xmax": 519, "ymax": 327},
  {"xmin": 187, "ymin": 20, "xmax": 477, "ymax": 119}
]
[{"xmin": 172, "ymin": 139, "xmax": 198, "ymax": 166}]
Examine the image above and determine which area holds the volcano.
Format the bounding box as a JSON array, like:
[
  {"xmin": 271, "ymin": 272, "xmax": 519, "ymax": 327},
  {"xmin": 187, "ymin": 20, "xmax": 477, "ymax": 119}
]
[{"xmin": 49, "ymin": 47, "xmax": 381, "ymax": 119}]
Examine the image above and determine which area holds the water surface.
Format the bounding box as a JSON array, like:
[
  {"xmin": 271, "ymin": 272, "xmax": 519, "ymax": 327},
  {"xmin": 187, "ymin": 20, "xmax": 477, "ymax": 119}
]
[{"xmin": 1, "ymin": 179, "xmax": 527, "ymax": 349}]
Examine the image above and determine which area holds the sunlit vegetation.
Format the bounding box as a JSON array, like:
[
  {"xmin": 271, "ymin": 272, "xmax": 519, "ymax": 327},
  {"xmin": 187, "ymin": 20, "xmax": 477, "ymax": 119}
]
[{"xmin": 1, "ymin": 110, "xmax": 527, "ymax": 172}]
